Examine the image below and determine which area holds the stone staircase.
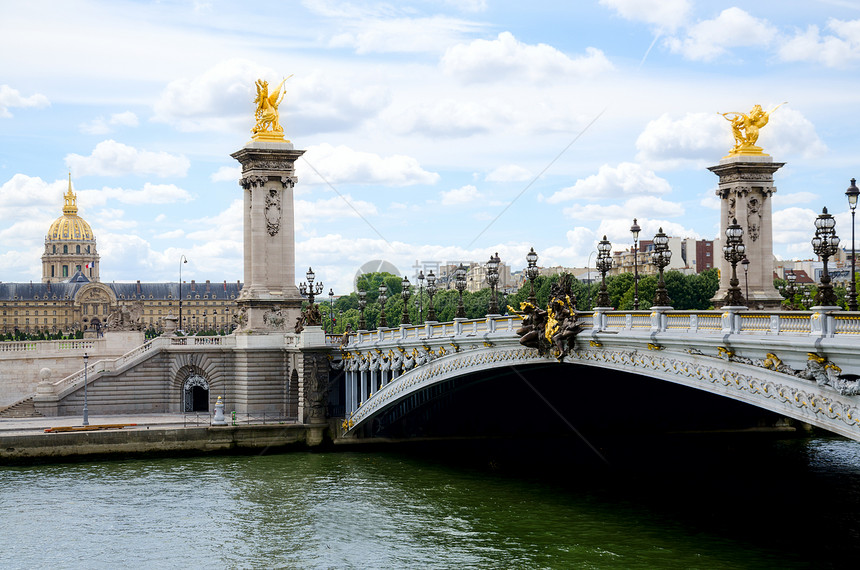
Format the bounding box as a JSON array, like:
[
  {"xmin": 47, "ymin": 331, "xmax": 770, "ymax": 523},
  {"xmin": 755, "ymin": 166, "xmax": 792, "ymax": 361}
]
[{"xmin": 0, "ymin": 397, "xmax": 42, "ymax": 418}]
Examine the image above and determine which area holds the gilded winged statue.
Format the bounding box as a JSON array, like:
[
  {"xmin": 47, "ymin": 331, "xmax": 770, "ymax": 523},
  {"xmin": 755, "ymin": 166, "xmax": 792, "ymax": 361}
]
[
  {"xmin": 252, "ymin": 75, "xmax": 292, "ymax": 138},
  {"xmin": 720, "ymin": 102, "xmax": 786, "ymax": 156}
]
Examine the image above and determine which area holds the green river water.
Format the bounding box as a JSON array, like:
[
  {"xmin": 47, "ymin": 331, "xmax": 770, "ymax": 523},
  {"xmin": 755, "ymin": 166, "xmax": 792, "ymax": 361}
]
[{"xmin": 1, "ymin": 435, "xmax": 859, "ymax": 569}]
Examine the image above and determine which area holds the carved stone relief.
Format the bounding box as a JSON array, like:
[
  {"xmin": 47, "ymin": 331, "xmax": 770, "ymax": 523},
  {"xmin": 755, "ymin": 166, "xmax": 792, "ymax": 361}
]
[{"xmin": 264, "ymin": 188, "xmax": 282, "ymax": 236}]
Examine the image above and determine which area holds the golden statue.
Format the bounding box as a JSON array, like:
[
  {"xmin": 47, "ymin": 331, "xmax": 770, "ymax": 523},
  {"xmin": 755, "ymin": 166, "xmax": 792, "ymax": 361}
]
[
  {"xmin": 251, "ymin": 75, "xmax": 292, "ymax": 142},
  {"xmin": 720, "ymin": 102, "xmax": 786, "ymax": 157}
]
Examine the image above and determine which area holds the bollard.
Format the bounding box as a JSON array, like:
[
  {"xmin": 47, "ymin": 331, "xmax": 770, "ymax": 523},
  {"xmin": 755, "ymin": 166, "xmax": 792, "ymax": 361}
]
[{"xmin": 212, "ymin": 396, "xmax": 228, "ymax": 426}]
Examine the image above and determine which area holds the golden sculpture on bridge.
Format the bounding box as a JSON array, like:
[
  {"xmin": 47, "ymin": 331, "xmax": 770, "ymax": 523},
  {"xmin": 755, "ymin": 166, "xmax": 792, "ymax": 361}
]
[
  {"xmin": 251, "ymin": 75, "xmax": 293, "ymax": 142},
  {"xmin": 720, "ymin": 102, "xmax": 785, "ymax": 157}
]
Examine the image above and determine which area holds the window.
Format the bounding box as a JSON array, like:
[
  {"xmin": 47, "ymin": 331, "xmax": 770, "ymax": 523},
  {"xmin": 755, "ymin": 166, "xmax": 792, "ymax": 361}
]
[
  {"xmin": 76, "ymin": 265, "xmax": 81, "ymax": 273},
  {"xmin": 51, "ymin": 266, "xmax": 55, "ymax": 277},
  {"xmin": 76, "ymin": 245, "xmax": 80, "ymax": 254},
  {"xmin": 63, "ymin": 265, "xmax": 68, "ymax": 277}
]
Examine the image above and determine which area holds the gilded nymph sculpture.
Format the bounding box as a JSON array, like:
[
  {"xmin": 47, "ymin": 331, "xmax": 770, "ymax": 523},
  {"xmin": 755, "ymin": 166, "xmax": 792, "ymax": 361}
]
[
  {"xmin": 251, "ymin": 75, "xmax": 292, "ymax": 141},
  {"xmin": 720, "ymin": 102, "xmax": 785, "ymax": 157}
]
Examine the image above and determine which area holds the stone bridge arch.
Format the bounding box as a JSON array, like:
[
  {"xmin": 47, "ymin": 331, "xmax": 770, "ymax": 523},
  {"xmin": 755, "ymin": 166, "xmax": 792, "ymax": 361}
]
[{"xmin": 345, "ymin": 345, "xmax": 860, "ymax": 442}]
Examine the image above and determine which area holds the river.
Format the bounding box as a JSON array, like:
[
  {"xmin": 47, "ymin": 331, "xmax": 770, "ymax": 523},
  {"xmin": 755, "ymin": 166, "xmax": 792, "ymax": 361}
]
[{"xmin": 1, "ymin": 434, "xmax": 858, "ymax": 568}]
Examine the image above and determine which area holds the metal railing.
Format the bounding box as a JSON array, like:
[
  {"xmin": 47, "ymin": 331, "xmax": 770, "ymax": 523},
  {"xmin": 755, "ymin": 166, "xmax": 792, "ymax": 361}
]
[{"xmin": 183, "ymin": 411, "xmax": 297, "ymax": 426}]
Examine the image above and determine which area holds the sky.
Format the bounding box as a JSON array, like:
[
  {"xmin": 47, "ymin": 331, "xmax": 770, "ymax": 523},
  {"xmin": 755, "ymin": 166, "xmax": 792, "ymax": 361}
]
[{"xmin": 2, "ymin": 0, "xmax": 860, "ymax": 294}]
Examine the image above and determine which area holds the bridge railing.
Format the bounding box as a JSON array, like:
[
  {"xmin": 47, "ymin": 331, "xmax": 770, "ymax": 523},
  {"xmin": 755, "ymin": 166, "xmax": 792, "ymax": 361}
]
[{"xmin": 344, "ymin": 308, "xmax": 860, "ymax": 348}]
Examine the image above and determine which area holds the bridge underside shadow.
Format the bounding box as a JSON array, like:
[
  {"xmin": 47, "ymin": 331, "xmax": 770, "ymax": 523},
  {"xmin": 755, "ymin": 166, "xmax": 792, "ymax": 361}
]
[{"xmin": 361, "ymin": 363, "xmax": 790, "ymax": 443}]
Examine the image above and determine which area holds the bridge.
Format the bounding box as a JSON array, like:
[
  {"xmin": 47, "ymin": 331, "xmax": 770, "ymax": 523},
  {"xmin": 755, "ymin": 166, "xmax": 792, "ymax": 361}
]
[{"xmin": 335, "ymin": 307, "xmax": 860, "ymax": 442}]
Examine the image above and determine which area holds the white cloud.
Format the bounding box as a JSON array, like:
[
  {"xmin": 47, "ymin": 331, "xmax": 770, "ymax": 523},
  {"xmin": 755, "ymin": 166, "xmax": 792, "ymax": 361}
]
[
  {"xmin": 485, "ymin": 164, "xmax": 532, "ymax": 182},
  {"xmin": 65, "ymin": 140, "xmax": 190, "ymax": 178},
  {"xmin": 79, "ymin": 111, "xmax": 140, "ymax": 135},
  {"xmin": 565, "ymin": 196, "xmax": 684, "ymax": 221},
  {"xmin": 444, "ymin": 0, "xmax": 487, "ymax": 13},
  {"xmin": 153, "ymin": 58, "xmax": 267, "ymax": 132},
  {"xmin": 541, "ymin": 227, "xmax": 599, "ymax": 267},
  {"xmin": 441, "ymin": 32, "xmax": 613, "ymax": 83},
  {"xmin": 211, "ymin": 166, "xmax": 241, "ymax": 183},
  {"xmin": 773, "ymin": 191, "xmax": 819, "ymax": 207},
  {"xmin": 295, "ymin": 195, "xmax": 378, "ymax": 229},
  {"xmin": 547, "ymin": 163, "xmax": 671, "ymax": 203},
  {"xmin": 636, "ymin": 112, "xmax": 727, "ymax": 167},
  {"xmin": 773, "ymin": 207, "xmax": 818, "ymax": 246},
  {"xmin": 599, "ymin": 0, "xmax": 691, "ymax": 32},
  {"xmin": 779, "ymin": 19, "xmax": 860, "ymax": 67},
  {"xmin": 87, "ymin": 183, "xmax": 194, "ymax": 205},
  {"xmin": 636, "ymin": 107, "xmax": 826, "ymax": 167},
  {"xmin": 298, "ymin": 143, "xmax": 439, "ymax": 186},
  {"xmin": 0, "ymin": 85, "xmax": 49, "ymax": 118},
  {"xmin": 440, "ymin": 185, "xmax": 483, "ymax": 206},
  {"xmin": 666, "ymin": 8, "xmax": 778, "ymax": 61},
  {"xmin": 310, "ymin": 2, "xmax": 486, "ymax": 55}
]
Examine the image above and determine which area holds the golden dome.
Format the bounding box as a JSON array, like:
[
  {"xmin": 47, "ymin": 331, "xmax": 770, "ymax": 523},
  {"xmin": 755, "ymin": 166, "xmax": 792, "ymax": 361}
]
[{"xmin": 47, "ymin": 175, "xmax": 94, "ymax": 242}]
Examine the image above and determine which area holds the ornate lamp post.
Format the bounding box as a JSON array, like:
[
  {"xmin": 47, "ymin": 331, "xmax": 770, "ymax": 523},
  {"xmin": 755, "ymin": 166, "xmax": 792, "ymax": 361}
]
[
  {"xmin": 803, "ymin": 288, "xmax": 812, "ymax": 309},
  {"xmin": 596, "ymin": 235, "xmax": 613, "ymax": 307},
  {"xmin": 358, "ymin": 290, "xmax": 367, "ymax": 330},
  {"xmin": 178, "ymin": 254, "xmax": 187, "ymax": 332},
  {"xmin": 299, "ymin": 267, "xmax": 324, "ymax": 306},
  {"xmin": 526, "ymin": 247, "xmax": 539, "ymax": 306},
  {"xmin": 846, "ymin": 178, "xmax": 859, "ymax": 311},
  {"xmin": 426, "ymin": 271, "xmax": 438, "ymax": 321},
  {"xmin": 486, "ymin": 252, "xmax": 501, "ymax": 315},
  {"xmin": 722, "ymin": 218, "xmax": 747, "ymax": 307},
  {"xmin": 455, "ymin": 263, "xmax": 467, "ymax": 318},
  {"xmin": 400, "ymin": 276, "xmax": 411, "ymax": 325},
  {"xmin": 651, "ymin": 227, "xmax": 672, "ymax": 307},
  {"xmin": 782, "ymin": 270, "xmax": 798, "ymax": 310},
  {"xmin": 630, "ymin": 218, "xmax": 641, "ymax": 310},
  {"xmin": 82, "ymin": 352, "xmax": 89, "ymax": 426},
  {"xmin": 812, "ymin": 207, "xmax": 841, "ymax": 307},
  {"xmin": 417, "ymin": 270, "xmax": 425, "ymax": 323},
  {"xmin": 328, "ymin": 288, "xmax": 334, "ymax": 333},
  {"xmin": 741, "ymin": 257, "xmax": 750, "ymax": 307},
  {"xmin": 378, "ymin": 283, "xmax": 389, "ymax": 329}
]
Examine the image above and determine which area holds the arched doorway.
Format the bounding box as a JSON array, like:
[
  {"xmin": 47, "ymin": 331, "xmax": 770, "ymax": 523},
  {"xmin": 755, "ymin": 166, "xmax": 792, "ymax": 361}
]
[{"xmin": 183, "ymin": 374, "xmax": 210, "ymax": 412}]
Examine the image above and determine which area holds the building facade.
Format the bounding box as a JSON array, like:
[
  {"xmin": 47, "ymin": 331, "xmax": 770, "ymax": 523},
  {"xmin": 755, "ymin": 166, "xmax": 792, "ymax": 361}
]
[{"xmin": 1, "ymin": 180, "xmax": 241, "ymax": 335}]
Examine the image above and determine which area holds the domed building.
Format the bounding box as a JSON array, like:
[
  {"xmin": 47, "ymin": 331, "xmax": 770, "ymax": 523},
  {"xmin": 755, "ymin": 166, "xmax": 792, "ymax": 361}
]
[
  {"xmin": 41, "ymin": 176, "xmax": 100, "ymax": 282},
  {"xmin": 0, "ymin": 177, "xmax": 242, "ymax": 336}
]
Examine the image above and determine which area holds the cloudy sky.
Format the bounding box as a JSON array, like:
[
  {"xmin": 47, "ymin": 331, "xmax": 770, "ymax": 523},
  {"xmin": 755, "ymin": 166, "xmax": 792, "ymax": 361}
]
[{"xmin": 2, "ymin": 0, "xmax": 860, "ymax": 293}]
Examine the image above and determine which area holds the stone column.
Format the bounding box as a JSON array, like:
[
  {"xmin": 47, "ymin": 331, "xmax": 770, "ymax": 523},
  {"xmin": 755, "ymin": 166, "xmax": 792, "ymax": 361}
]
[
  {"xmin": 709, "ymin": 155, "xmax": 784, "ymax": 309},
  {"xmin": 231, "ymin": 141, "xmax": 305, "ymax": 333}
]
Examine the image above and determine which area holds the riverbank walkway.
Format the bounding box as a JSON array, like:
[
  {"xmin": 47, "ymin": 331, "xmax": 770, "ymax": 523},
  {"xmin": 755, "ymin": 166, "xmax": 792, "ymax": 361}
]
[{"xmin": 0, "ymin": 413, "xmax": 191, "ymax": 437}]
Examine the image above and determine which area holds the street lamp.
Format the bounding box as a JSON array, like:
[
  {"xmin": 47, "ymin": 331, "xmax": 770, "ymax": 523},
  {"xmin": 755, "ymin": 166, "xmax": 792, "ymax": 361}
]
[
  {"xmin": 846, "ymin": 178, "xmax": 859, "ymax": 311},
  {"xmin": 526, "ymin": 247, "xmax": 539, "ymax": 306},
  {"xmin": 596, "ymin": 235, "xmax": 613, "ymax": 308},
  {"xmin": 178, "ymin": 255, "xmax": 187, "ymax": 332},
  {"xmin": 299, "ymin": 267, "xmax": 324, "ymax": 306},
  {"xmin": 400, "ymin": 276, "xmax": 411, "ymax": 325},
  {"xmin": 378, "ymin": 283, "xmax": 389, "ymax": 329},
  {"xmin": 455, "ymin": 263, "xmax": 467, "ymax": 319},
  {"xmin": 82, "ymin": 352, "xmax": 89, "ymax": 426},
  {"xmin": 741, "ymin": 257, "xmax": 750, "ymax": 307},
  {"xmin": 417, "ymin": 270, "xmax": 425, "ymax": 324},
  {"xmin": 722, "ymin": 217, "xmax": 747, "ymax": 307},
  {"xmin": 328, "ymin": 288, "xmax": 334, "ymax": 333},
  {"xmin": 651, "ymin": 227, "xmax": 672, "ymax": 307},
  {"xmin": 630, "ymin": 218, "xmax": 641, "ymax": 310},
  {"xmin": 486, "ymin": 252, "xmax": 501, "ymax": 315},
  {"xmin": 426, "ymin": 271, "xmax": 438, "ymax": 321},
  {"xmin": 812, "ymin": 207, "xmax": 841, "ymax": 307},
  {"xmin": 358, "ymin": 289, "xmax": 367, "ymax": 330},
  {"xmin": 782, "ymin": 270, "xmax": 798, "ymax": 310}
]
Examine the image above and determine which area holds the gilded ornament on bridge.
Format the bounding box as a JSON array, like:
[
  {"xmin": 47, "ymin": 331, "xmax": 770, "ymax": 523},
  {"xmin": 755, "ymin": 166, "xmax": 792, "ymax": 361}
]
[
  {"xmin": 251, "ymin": 76, "xmax": 292, "ymax": 142},
  {"xmin": 720, "ymin": 103, "xmax": 785, "ymax": 157},
  {"xmin": 512, "ymin": 274, "xmax": 582, "ymax": 360}
]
